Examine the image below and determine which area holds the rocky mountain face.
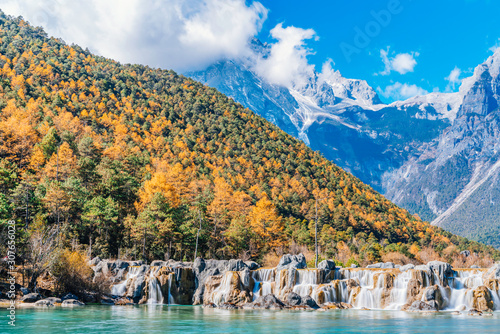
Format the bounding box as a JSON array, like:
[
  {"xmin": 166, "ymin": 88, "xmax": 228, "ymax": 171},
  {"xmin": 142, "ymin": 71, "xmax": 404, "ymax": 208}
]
[
  {"xmin": 187, "ymin": 46, "xmax": 500, "ymax": 248},
  {"xmin": 385, "ymin": 50, "xmax": 500, "ymax": 247}
]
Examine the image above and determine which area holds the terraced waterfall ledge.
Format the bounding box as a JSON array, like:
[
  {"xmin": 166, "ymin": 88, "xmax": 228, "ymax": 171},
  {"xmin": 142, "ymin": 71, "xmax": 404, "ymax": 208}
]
[{"xmin": 94, "ymin": 254, "xmax": 500, "ymax": 313}]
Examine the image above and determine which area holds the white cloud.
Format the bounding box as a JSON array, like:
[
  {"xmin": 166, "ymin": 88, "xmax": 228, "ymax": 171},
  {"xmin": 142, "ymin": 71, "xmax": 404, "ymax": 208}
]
[
  {"xmin": 377, "ymin": 82, "xmax": 428, "ymax": 101},
  {"xmin": 254, "ymin": 23, "xmax": 317, "ymax": 88},
  {"xmin": 0, "ymin": 0, "xmax": 267, "ymax": 72},
  {"xmin": 490, "ymin": 38, "xmax": 500, "ymax": 53},
  {"xmin": 318, "ymin": 58, "xmax": 342, "ymax": 83},
  {"xmin": 445, "ymin": 66, "xmax": 462, "ymax": 92},
  {"xmin": 0, "ymin": 0, "xmax": 322, "ymax": 88},
  {"xmin": 379, "ymin": 47, "xmax": 418, "ymax": 75}
]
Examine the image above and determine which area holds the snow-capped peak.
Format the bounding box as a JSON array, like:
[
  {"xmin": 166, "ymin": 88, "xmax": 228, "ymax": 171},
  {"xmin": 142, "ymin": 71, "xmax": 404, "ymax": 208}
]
[
  {"xmin": 389, "ymin": 92, "xmax": 462, "ymax": 122},
  {"xmin": 316, "ymin": 60, "xmax": 383, "ymax": 107},
  {"xmin": 486, "ymin": 48, "xmax": 500, "ymax": 78}
]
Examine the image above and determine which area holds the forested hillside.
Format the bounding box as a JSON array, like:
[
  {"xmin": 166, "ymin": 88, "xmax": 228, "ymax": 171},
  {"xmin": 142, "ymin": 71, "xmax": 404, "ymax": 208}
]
[{"xmin": 0, "ymin": 13, "xmax": 498, "ymax": 266}]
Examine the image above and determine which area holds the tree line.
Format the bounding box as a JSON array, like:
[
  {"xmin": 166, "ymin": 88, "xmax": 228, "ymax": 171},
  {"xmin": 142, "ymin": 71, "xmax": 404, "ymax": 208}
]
[{"xmin": 0, "ymin": 13, "xmax": 498, "ymax": 272}]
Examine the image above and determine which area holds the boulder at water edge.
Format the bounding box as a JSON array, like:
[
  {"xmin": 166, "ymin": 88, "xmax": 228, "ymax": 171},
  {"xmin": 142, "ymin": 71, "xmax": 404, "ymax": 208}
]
[
  {"xmin": 44, "ymin": 297, "xmax": 62, "ymax": 304},
  {"xmin": 61, "ymin": 293, "xmax": 79, "ymax": 301},
  {"xmin": 422, "ymin": 285, "xmax": 445, "ymax": 310},
  {"xmin": 245, "ymin": 294, "xmax": 285, "ymax": 309},
  {"xmin": 285, "ymin": 292, "xmax": 302, "ymax": 306},
  {"xmin": 301, "ymin": 295, "xmax": 319, "ymax": 309},
  {"xmin": 34, "ymin": 299, "xmax": 55, "ymax": 307},
  {"xmin": 61, "ymin": 299, "xmax": 85, "ymax": 307},
  {"xmin": 20, "ymin": 292, "xmax": 41, "ymax": 303},
  {"xmin": 406, "ymin": 300, "xmax": 438, "ymax": 312}
]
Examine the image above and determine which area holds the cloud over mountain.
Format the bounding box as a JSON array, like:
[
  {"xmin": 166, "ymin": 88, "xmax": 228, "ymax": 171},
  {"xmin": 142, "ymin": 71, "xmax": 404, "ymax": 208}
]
[
  {"xmin": 445, "ymin": 66, "xmax": 462, "ymax": 92},
  {"xmin": 377, "ymin": 82, "xmax": 428, "ymax": 100},
  {"xmin": 379, "ymin": 47, "xmax": 418, "ymax": 75},
  {"xmin": 254, "ymin": 23, "xmax": 317, "ymax": 88},
  {"xmin": 0, "ymin": 0, "xmax": 267, "ymax": 71}
]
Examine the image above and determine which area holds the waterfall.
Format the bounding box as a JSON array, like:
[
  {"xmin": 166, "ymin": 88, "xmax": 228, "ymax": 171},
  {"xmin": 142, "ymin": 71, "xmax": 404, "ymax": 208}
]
[
  {"xmin": 386, "ymin": 270, "xmax": 411, "ymax": 310},
  {"xmin": 313, "ymin": 280, "xmax": 349, "ymax": 304},
  {"xmin": 348, "ymin": 270, "xmax": 388, "ymax": 309},
  {"xmin": 285, "ymin": 267, "xmax": 499, "ymax": 311},
  {"xmin": 147, "ymin": 266, "xmax": 164, "ymax": 304},
  {"xmin": 340, "ymin": 269, "xmax": 382, "ymax": 309},
  {"xmin": 292, "ymin": 269, "xmax": 320, "ymax": 297},
  {"xmin": 209, "ymin": 272, "xmax": 236, "ymax": 305},
  {"xmin": 342, "ymin": 269, "xmax": 375, "ymax": 286},
  {"xmin": 444, "ymin": 269, "xmax": 485, "ymax": 310},
  {"xmin": 252, "ymin": 268, "xmax": 275, "ymax": 300},
  {"xmin": 167, "ymin": 272, "xmax": 175, "ymax": 304},
  {"xmin": 111, "ymin": 266, "xmax": 141, "ymax": 297},
  {"xmin": 491, "ymin": 289, "xmax": 500, "ymax": 310},
  {"xmin": 195, "ymin": 259, "xmax": 499, "ymax": 311}
]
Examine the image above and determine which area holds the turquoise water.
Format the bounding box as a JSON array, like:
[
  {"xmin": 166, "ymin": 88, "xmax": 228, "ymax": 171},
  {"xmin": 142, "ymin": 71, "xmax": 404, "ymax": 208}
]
[{"xmin": 1, "ymin": 306, "xmax": 500, "ymax": 333}]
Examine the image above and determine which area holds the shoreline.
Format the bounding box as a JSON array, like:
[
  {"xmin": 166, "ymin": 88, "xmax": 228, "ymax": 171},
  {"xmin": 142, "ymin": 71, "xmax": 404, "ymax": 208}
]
[
  {"xmin": 5, "ymin": 254, "xmax": 500, "ymax": 314},
  {"xmin": 1, "ymin": 302, "xmax": 497, "ymax": 317}
]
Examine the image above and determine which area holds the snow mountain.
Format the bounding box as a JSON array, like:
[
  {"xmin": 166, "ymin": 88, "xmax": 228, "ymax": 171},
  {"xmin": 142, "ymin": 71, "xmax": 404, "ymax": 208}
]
[{"xmin": 187, "ymin": 44, "xmax": 500, "ymax": 248}]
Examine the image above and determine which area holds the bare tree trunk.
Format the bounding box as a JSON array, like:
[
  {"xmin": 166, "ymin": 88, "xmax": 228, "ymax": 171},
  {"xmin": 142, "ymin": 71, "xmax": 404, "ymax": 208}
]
[
  {"xmin": 28, "ymin": 271, "xmax": 39, "ymax": 291},
  {"xmin": 25, "ymin": 186, "xmax": 29, "ymax": 228},
  {"xmin": 315, "ymin": 199, "xmax": 318, "ymax": 268},
  {"xmin": 56, "ymin": 146, "xmax": 60, "ymax": 231},
  {"xmin": 89, "ymin": 235, "xmax": 93, "ymax": 258},
  {"xmin": 142, "ymin": 227, "xmax": 146, "ymax": 261},
  {"xmin": 194, "ymin": 211, "xmax": 202, "ymax": 261}
]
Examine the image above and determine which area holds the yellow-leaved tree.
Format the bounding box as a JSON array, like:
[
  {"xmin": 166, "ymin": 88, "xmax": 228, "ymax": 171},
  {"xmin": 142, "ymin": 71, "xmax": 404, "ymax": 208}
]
[
  {"xmin": 0, "ymin": 99, "xmax": 40, "ymax": 169},
  {"xmin": 248, "ymin": 194, "xmax": 284, "ymax": 253},
  {"xmin": 136, "ymin": 171, "xmax": 180, "ymax": 211},
  {"xmin": 43, "ymin": 142, "xmax": 78, "ymax": 181},
  {"xmin": 207, "ymin": 176, "xmax": 234, "ymax": 257}
]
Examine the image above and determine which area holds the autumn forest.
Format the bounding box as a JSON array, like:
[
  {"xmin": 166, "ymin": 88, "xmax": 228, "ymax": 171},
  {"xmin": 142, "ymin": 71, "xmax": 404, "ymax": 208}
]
[{"xmin": 1, "ymin": 13, "xmax": 499, "ymax": 271}]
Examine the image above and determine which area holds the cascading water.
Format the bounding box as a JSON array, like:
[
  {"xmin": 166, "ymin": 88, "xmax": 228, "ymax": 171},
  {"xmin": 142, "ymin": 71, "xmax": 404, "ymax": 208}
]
[
  {"xmin": 444, "ymin": 269, "xmax": 486, "ymax": 310},
  {"xmin": 312, "ymin": 280, "xmax": 349, "ymax": 304},
  {"xmin": 208, "ymin": 265, "xmax": 500, "ymax": 311},
  {"xmin": 147, "ymin": 266, "xmax": 164, "ymax": 304},
  {"xmin": 167, "ymin": 272, "xmax": 175, "ymax": 304},
  {"xmin": 252, "ymin": 269, "xmax": 275, "ymax": 300},
  {"xmin": 491, "ymin": 289, "xmax": 500, "ymax": 310},
  {"xmin": 352, "ymin": 271, "xmax": 386, "ymax": 309},
  {"xmin": 109, "ymin": 259, "xmax": 499, "ymax": 311},
  {"xmin": 209, "ymin": 272, "xmax": 236, "ymax": 306},
  {"xmin": 111, "ymin": 266, "xmax": 141, "ymax": 297},
  {"xmin": 386, "ymin": 270, "xmax": 411, "ymax": 310},
  {"xmin": 339, "ymin": 269, "xmax": 382, "ymax": 309},
  {"xmin": 292, "ymin": 269, "xmax": 320, "ymax": 297}
]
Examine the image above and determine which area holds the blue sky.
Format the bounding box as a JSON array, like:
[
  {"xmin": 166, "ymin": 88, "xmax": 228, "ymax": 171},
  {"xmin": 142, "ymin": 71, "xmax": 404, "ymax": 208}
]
[
  {"xmin": 1, "ymin": 0, "xmax": 499, "ymax": 103},
  {"xmin": 256, "ymin": 0, "xmax": 500, "ymax": 102}
]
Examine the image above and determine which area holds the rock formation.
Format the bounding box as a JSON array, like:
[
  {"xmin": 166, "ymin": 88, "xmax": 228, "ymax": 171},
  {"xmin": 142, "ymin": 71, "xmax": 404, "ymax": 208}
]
[{"xmin": 98, "ymin": 254, "xmax": 500, "ymax": 312}]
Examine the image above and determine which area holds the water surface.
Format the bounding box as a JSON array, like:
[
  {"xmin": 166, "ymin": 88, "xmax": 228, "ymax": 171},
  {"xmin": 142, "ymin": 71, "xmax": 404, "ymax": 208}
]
[{"xmin": 1, "ymin": 305, "xmax": 500, "ymax": 333}]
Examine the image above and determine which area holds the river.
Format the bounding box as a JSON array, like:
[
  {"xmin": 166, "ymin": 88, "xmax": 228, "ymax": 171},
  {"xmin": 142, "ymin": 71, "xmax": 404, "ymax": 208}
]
[{"xmin": 1, "ymin": 305, "xmax": 499, "ymax": 333}]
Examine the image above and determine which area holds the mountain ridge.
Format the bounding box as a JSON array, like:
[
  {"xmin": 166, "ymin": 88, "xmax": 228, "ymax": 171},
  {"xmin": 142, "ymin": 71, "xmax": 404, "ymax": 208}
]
[
  {"xmin": 1, "ymin": 12, "xmax": 499, "ymax": 265},
  {"xmin": 187, "ymin": 43, "xmax": 500, "ymax": 248}
]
